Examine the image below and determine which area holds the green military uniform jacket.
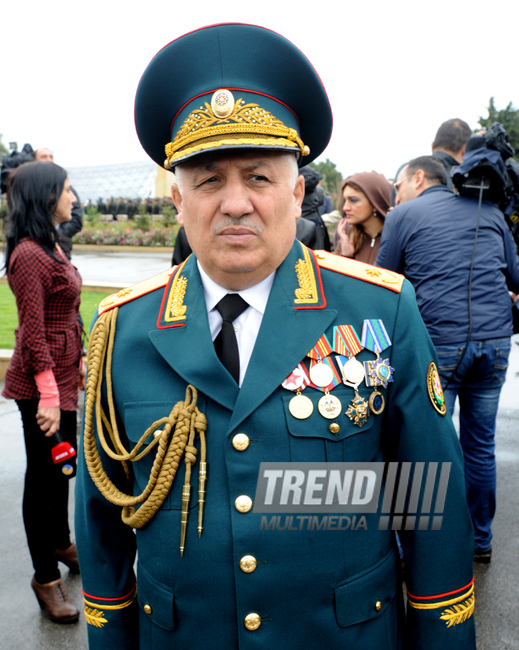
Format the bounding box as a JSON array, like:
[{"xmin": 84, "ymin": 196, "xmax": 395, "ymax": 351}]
[{"xmin": 75, "ymin": 241, "xmax": 476, "ymax": 649}]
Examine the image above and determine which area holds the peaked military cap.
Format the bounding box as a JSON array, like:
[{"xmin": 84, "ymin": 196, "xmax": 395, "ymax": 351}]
[{"xmin": 135, "ymin": 23, "xmax": 333, "ymax": 168}]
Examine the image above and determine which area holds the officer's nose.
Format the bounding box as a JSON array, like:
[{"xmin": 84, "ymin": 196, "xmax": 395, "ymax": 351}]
[{"xmin": 220, "ymin": 178, "xmax": 254, "ymax": 219}]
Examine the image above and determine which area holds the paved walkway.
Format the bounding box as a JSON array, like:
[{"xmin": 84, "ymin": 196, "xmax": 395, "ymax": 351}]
[
  {"xmin": 0, "ymin": 248, "xmax": 518, "ymax": 648},
  {"xmin": 71, "ymin": 247, "xmax": 173, "ymax": 288}
]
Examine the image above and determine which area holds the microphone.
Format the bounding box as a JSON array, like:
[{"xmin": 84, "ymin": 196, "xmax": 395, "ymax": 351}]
[{"xmin": 50, "ymin": 431, "xmax": 77, "ymax": 478}]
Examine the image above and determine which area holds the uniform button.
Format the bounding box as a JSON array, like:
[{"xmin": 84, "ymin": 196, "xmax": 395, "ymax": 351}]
[
  {"xmin": 244, "ymin": 612, "xmax": 261, "ymax": 630},
  {"xmin": 329, "ymin": 423, "xmax": 340, "ymax": 434},
  {"xmin": 240, "ymin": 555, "xmax": 257, "ymax": 573},
  {"xmin": 144, "ymin": 604, "xmax": 152, "ymax": 614},
  {"xmin": 375, "ymin": 601, "xmax": 382, "ymax": 611},
  {"xmin": 235, "ymin": 495, "xmax": 253, "ymax": 513},
  {"xmin": 232, "ymin": 433, "xmax": 250, "ymax": 451}
]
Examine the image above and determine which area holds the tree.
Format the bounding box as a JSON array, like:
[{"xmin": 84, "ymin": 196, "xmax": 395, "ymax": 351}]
[
  {"xmin": 478, "ymin": 98, "xmax": 519, "ymax": 160},
  {"xmin": 0, "ymin": 134, "xmax": 9, "ymax": 158},
  {"xmin": 309, "ymin": 158, "xmax": 343, "ymax": 202}
]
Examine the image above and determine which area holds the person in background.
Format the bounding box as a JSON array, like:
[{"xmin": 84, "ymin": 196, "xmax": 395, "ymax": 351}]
[
  {"xmin": 377, "ymin": 154, "xmax": 519, "ymax": 563},
  {"xmin": 334, "ymin": 171, "xmax": 391, "ymax": 263},
  {"xmin": 300, "ymin": 165, "xmax": 331, "ymax": 250},
  {"xmin": 34, "ymin": 148, "xmax": 83, "ymax": 259},
  {"xmin": 2, "ymin": 161, "xmax": 85, "ymax": 623}
]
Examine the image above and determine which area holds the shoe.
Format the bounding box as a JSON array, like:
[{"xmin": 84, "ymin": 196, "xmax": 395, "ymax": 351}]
[
  {"xmin": 55, "ymin": 543, "xmax": 80, "ymax": 574},
  {"xmin": 474, "ymin": 548, "xmax": 492, "ymax": 564},
  {"xmin": 31, "ymin": 576, "xmax": 80, "ymax": 623}
]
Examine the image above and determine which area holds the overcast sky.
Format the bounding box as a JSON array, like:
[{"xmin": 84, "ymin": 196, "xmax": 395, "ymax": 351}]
[{"xmin": 1, "ymin": 0, "xmax": 516, "ymax": 181}]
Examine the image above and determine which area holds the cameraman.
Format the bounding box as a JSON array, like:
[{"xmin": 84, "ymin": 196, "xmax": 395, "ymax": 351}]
[{"xmin": 376, "ymin": 154, "xmax": 519, "ymax": 564}]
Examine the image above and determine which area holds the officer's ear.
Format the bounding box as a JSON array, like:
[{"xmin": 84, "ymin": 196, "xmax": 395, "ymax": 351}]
[
  {"xmin": 171, "ymin": 183, "xmax": 183, "ymax": 224},
  {"xmin": 293, "ymin": 174, "xmax": 305, "ymax": 220}
]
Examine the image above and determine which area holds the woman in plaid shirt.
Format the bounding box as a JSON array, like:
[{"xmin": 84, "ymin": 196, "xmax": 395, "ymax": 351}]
[{"xmin": 2, "ymin": 162, "xmax": 85, "ymax": 623}]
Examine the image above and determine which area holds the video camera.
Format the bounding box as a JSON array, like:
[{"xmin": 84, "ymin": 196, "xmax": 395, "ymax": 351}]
[
  {"xmin": 452, "ymin": 123, "xmax": 519, "ymax": 248},
  {"xmin": 0, "ymin": 143, "xmax": 35, "ymax": 194}
]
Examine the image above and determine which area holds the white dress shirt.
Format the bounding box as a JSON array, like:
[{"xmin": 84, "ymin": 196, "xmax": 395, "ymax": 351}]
[{"xmin": 198, "ymin": 262, "xmax": 275, "ymax": 387}]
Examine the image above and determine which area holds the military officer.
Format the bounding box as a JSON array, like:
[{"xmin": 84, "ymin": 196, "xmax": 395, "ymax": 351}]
[{"xmin": 75, "ymin": 23, "xmax": 477, "ymax": 649}]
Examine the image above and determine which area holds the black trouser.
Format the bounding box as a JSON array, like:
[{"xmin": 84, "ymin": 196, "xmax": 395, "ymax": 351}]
[{"xmin": 16, "ymin": 400, "xmax": 77, "ymax": 584}]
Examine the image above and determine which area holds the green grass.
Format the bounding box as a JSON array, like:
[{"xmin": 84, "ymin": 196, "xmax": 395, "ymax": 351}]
[
  {"xmin": 0, "ymin": 284, "xmax": 111, "ymax": 349},
  {"xmin": 0, "ymin": 283, "xmax": 18, "ymax": 348}
]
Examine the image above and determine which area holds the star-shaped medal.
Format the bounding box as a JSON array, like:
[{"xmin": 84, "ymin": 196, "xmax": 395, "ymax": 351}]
[
  {"xmin": 346, "ymin": 394, "xmax": 370, "ymax": 427},
  {"xmin": 368, "ymin": 357, "xmax": 394, "ymax": 389}
]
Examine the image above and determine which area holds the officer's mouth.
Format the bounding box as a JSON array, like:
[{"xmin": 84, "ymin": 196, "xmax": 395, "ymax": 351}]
[{"xmin": 218, "ymin": 227, "xmax": 258, "ymax": 244}]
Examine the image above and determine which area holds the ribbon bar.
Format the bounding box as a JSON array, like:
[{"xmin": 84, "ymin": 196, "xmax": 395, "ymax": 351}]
[
  {"xmin": 333, "ymin": 325, "xmax": 362, "ymax": 357},
  {"xmin": 307, "ymin": 333, "xmax": 333, "ymax": 360},
  {"xmin": 361, "ymin": 319, "xmax": 391, "ymax": 355}
]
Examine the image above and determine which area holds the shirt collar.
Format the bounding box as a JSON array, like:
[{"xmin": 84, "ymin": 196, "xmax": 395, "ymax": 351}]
[{"xmin": 197, "ymin": 261, "xmax": 275, "ymax": 315}]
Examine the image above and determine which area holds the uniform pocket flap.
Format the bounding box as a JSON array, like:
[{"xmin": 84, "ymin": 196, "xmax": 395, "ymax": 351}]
[
  {"xmin": 137, "ymin": 565, "xmax": 175, "ymax": 630},
  {"xmin": 124, "ymin": 399, "xmax": 206, "ymax": 444},
  {"xmin": 335, "ymin": 550, "xmax": 398, "ymax": 628},
  {"xmin": 283, "ymin": 390, "xmax": 374, "ymax": 441}
]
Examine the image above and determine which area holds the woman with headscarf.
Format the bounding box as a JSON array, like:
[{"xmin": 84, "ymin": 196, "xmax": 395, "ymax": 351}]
[{"xmin": 334, "ymin": 171, "xmax": 391, "ymax": 264}]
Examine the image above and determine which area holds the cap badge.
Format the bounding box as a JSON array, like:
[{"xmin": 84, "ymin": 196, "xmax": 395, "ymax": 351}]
[{"xmin": 211, "ymin": 89, "xmax": 235, "ymax": 118}]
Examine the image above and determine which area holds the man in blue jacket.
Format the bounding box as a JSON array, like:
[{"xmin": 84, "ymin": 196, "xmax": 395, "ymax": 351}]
[
  {"xmin": 75, "ymin": 25, "xmax": 476, "ymax": 649},
  {"xmin": 377, "ymin": 155, "xmax": 519, "ymax": 563}
]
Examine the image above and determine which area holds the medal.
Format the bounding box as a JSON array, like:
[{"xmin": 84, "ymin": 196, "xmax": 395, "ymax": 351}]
[
  {"xmin": 282, "ymin": 363, "xmax": 313, "ymax": 419},
  {"xmin": 361, "ymin": 319, "xmax": 391, "ymax": 356},
  {"xmin": 342, "ymin": 357, "xmax": 365, "ymax": 386},
  {"xmin": 289, "ymin": 393, "xmax": 314, "ymax": 419},
  {"xmin": 333, "ymin": 325, "xmax": 365, "ymax": 389},
  {"xmin": 336, "ymin": 354, "xmax": 365, "ymax": 390},
  {"xmin": 368, "ymin": 390, "xmax": 385, "ymax": 415},
  {"xmin": 346, "ymin": 393, "xmax": 370, "ymax": 427},
  {"xmin": 318, "ymin": 391, "xmax": 342, "ymax": 419},
  {"xmin": 364, "ymin": 357, "xmax": 394, "ymax": 389},
  {"xmin": 281, "ymin": 364, "xmax": 307, "ymax": 392},
  {"xmin": 307, "ymin": 334, "xmax": 334, "ymax": 387},
  {"xmin": 361, "ymin": 319, "xmax": 394, "ymax": 389},
  {"xmin": 309, "ymin": 358, "xmax": 334, "ymax": 387}
]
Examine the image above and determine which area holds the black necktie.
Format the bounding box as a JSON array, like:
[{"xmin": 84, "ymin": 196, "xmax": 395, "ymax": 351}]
[{"xmin": 214, "ymin": 294, "xmax": 249, "ymax": 383}]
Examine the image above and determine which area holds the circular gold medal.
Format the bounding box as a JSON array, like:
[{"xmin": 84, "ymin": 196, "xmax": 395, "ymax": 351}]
[
  {"xmin": 309, "ymin": 362, "xmax": 333, "ymax": 387},
  {"xmin": 342, "ymin": 357, "xmax": 365, "ymax": 386},
  {"xmin": 318, "ymin": 393, "xmax": 342, "ymax": 419},
  {"xmin": 289, "ymin": 394, "xmax": 314, "ymax": 419}
]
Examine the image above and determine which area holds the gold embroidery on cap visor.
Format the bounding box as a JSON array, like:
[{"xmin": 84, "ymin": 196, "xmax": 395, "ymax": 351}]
[
  {"xmin": 427, "ymin": 361, "xmax": 447, "ymax": 415},
  {"xmin": 164, "ymin": 91, "xmax": 309, "ymax": 167}
]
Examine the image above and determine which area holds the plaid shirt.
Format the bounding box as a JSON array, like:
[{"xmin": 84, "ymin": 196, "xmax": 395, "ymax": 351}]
[{"xmin": 2, "ymin": 238, "xmax": 82, "ymax": 411}]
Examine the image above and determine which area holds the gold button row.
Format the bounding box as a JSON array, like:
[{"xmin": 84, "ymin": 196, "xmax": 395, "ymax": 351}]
[{"xmin": 233, "ymin": 433, "xmax": 259, "ymax": 631}]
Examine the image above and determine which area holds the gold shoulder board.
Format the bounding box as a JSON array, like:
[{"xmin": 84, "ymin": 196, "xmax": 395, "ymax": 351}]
[
  {"xmin": 313, "ymin": 251, "xmax": 404, "ymax": 294},
  {"xmin": 98, "ymin": 267, "xmax": 177, "ymax": 315}
]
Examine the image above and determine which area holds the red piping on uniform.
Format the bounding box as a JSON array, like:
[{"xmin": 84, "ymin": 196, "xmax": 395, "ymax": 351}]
[
  {"xmin": 156, "ymin": 264, "xmax": 187, "ymax": 330},
  {"xmin": 82, "ymin": 583, "xmax": 136, "ymax": 602},
  {"xmin": 407, "ymin": 577, "xmax": 474, "ymax": 600},
  {"xmin": 294, "ymin": 247, "xmax": 327, "ymax": 311}
]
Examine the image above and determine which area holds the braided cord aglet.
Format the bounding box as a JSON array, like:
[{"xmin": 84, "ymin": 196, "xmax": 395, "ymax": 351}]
[
  {"xmin": 198, "ymin": 462, "xmax": 207, "ymax": 538},
  {"xmin": 180, "ymin": 484, "xmax": 191, "ymax": 556}
]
